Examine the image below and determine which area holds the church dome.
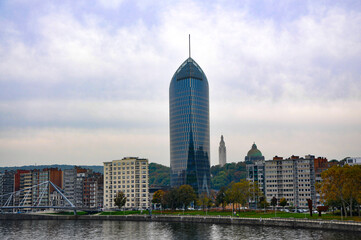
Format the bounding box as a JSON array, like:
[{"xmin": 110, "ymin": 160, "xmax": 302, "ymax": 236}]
[{"xmin": 247, "ymin": 143, "xmax": 263, "ymax": 157}]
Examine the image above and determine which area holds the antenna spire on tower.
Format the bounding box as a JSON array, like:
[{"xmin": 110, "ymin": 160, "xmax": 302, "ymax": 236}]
[{"xmin": 189, "ymin": 34, "xmax": 191, "ymax": 58}]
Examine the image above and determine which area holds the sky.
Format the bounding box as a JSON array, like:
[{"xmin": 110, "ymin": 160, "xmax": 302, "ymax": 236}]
[{"xmin": 0, "ymin": 0, "xmax": 361, "ymax": 167}]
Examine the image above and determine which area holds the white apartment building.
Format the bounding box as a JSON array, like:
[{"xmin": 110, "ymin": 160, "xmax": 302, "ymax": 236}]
[
  {"xmin": 344, "ymin": 157, "xmax": 361, "ymax": 166},
  {"xmin": 263, "ymin": 155, "xmax": 316, "ymax": 208},
  {"xmin": 103, "ymin": 157, "xmax": 149, "ymax": 209}
]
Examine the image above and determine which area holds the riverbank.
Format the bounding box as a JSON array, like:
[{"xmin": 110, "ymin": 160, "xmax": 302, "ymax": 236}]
[{"xmin": 1, "ymin": 213, "xmax": 361, "ymax": 232}]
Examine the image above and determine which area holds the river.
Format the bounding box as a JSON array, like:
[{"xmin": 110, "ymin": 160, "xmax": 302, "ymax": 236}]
[{"xmin": 0, "ymin": 220, "xmax": 358, "ymax": 240}]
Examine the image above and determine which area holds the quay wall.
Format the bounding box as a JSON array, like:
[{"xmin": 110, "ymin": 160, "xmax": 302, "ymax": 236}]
[{"xmin": 1, "ymin": 214, "xmax": 360, "ymax": 232}]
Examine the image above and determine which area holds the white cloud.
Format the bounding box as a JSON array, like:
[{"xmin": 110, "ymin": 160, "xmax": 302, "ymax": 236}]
[
  {"xmin": 0, "ymin": 0, "xmax": 360, "ymax": 166},
  {"xmin": 96, "ymin": 0, "xmax": 125, "ymax": 9}
]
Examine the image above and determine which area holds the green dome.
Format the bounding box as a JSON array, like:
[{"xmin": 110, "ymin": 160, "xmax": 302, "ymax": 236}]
[{"xmin": 247, "ymin": 143, "xmax": 263, "ymax": 157}]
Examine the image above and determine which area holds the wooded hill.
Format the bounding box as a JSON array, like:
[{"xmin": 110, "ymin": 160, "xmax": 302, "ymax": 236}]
[
  {"xmin": 0, "ymin": 162, "xmax": 247, "ymax": 190},
  {"xmin": 148, "ymin": 162, "xmax": 247, "ymax": 189},
  {"xmin": 0, "ymin": 164, "xmax": 103, "ymax": 173}
]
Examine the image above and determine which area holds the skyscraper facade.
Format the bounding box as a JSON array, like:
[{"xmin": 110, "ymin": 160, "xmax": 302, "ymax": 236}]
[
  {"xmin": 219, "ymin": 135, "xmax": 227, "ymax": 166},
  {"xmin": 169, "ymin": 52, "xmax": 211, "ymax": 195}
]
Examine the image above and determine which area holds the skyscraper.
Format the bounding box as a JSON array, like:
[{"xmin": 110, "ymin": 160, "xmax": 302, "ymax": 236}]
[
  {"xmin": 219, "ymin": 135, "xmax": 227, "ymax": 166},
  {"xmin": 169, "ymin": 36, "xmax": 211, "ymax": 195}
]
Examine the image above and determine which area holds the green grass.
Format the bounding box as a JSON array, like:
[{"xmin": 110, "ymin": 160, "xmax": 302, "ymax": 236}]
[
  {"xmin": 45, "ymin": 211, "xmax": 88, "ymax": 215},
  {"xmin": 48, "ymin": 209, "xmax": 360, "ymax": 221},
  {"xmin": 148, "ymin": 210, "xmax": 361, "ymax": 222},
  {"xmin": 100, "ymin": 210, "xmax": 144, "ymax": 215}
]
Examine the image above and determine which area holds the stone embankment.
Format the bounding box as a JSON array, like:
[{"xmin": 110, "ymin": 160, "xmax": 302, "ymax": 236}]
[{"xmin": 1, "ymin": 214, "xmax": 360, "ymax": 232}]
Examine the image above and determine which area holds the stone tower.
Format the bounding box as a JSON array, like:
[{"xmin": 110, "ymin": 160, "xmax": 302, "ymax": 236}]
[{"xmin": 219, "ymin": 135, "xmax": 227, "ymax": 166}]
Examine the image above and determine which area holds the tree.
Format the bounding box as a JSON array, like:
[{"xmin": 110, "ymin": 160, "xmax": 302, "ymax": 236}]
[
  {"xmin": 342, "ymin": 165, "xmax": 361, "ymax": 217},
  {"xmin": 317, "ymin": 165, "xmax": 347, "ymax": 216},
  {"xmin": 152, "ymin": 190, "xmax": 165, "ymax": 210},
  {"xmin": 317, "ymin": 165, "xmax": 361, "ymax": 217},
  {"xmin": 271, "ymin": 197, "xmax": 277, "ymax": 210},
  {"xmin": 163, "ymin": 188, "xmax": 180, "ymax": 210},
  {"xmin": 279, "ymin": 198, "xmax": 287, "ymax": 211},
  {"xmin": 215, "ymin": 187, "xmax": 227, "ymax": 210},
  {"xmin": 197, "ymin": 192, "xmax": 212, "ymax": 211},
  {"xmin": 225, "ymin": 182, "xmax": 237, "ymax": 214},
  {"xmin": 249, "ymin": 181, "xmax": 263, "ymax": 209},
  {"xmin": 114, "ymin": 191, "xmax": 127, "ymax": 211},
  {"xmin": 258, "ymin": 197, "xmax": 269, "ymax": 212},
  {"xmin": 178, "ymin": 185, "xmax": 197, "ymax": 210},
  {"xmin": 226, "ymin": 180, "xmax": 252, "ymax": 213}
]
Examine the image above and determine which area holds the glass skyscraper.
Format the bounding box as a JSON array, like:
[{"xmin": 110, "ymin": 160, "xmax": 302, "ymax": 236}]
[{"xmin": 169, "ymin": 56, "xmax": 211, "ymax": 196}]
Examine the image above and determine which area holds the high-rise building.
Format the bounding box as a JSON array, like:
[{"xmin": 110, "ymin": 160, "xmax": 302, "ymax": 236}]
[
  {"xmin": 0, "ymin": 171, "xmax": 15, "ymax": 206},
  {"xmin": 63, "ymin": 167, "xmax": 87, "ymax": 205},
  {"xmin": 247, "ymin": 154, "xmax": 337, "ymax": 209},
  {"xmin": 14, "ymin": 168, "xmax": 62, "ymax": 207},
  {"xmin": 219, "ymin": 135, "xmax": 227, "ymax": 167},
  {"xmin": 103, "ymin": 157, "xmax": 149, "ymax": 209},
  {"xmin": 265, "ymin": 155, "xmax": 317, "ymax": 208},
  {"xmin": 169, "ymin": 37, "xmax": 211, "ymax": 195},
  {"xmin": 63, "ymin": 167, "xmax": 103, "ymax": 208}
]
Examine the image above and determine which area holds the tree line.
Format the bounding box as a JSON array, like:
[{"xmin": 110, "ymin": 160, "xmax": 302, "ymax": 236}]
[
  {"xmin": 148, "ymin": 162, "xmax": 247, "ymax": 189},
  {"xmin": 152, "ymin": 179, "xmax": 262, "ymax": 213},
  {"xmin": 317, "ymin": 164, "xmax": 361, "ymax": 217}
]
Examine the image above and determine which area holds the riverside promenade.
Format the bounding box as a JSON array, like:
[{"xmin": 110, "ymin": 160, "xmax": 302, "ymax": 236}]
[{"xmin": 1, "ymin": 214, "xmax": 361, "ymax": 232}]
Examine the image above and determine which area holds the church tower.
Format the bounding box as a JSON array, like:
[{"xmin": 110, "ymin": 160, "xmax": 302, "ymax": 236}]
[{"xmin": 219, "ymin": 135, "xmax": 227, "ymax": 166}]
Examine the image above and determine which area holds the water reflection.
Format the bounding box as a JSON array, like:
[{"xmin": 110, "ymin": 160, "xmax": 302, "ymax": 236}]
[{"xmin": 0, "ymin": 220, "xmax": 358, "ymax": 240}]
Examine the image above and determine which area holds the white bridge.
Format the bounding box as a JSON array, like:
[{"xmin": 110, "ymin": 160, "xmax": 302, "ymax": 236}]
[{"xmin": 0, "ymin": 181, "xmax": 78, "ymax": 214}]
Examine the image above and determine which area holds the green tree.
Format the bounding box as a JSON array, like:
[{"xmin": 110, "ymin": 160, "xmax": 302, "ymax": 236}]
[
  {"xmin": 178, "ymin": 185, "xmax": 197, "ymax": 210},
  {"xmin": 225, "ymin": 182, "xmax": 237, "ymax": 214},
  {"xmin": 163, "ymin": 188, "xmax": 180, "ymax": 210},
  {"xmin": 279, "ymin": 197, "xmax": 287, "ymax": 211},
  {"xmin": 226, "ymin": 180, "xmax": 251, "ymax": 213},
  {"xmin": 215, "ymin": 187, "xmax": 227, "ymax": 210},
  {"xmin": 318, "ymin": 165, "xmax": 361, "ymax": 217},
  {"xmin": 114, "ymin": 191, "xmax": 127, "ymax": 211},
  {"xmin": 210, "ymin": 162, "xmax": 247, "ymax": 190},
  {"xmin": 152, "ymin": 190, "xmax": 165, "ymax": 210},
  {"xmin": 249, "ymin": 181, "xmax": 263, "ymax": 209},
  {"xmin": 148, "ymin": 163, "xmax": 170, "ymax": 187},
  {"xmin": 271, "ymin": 197, "xmax": 277, "ymax": 210},
  {"xmin": 197, "ymin": 192, "xmax": 212, "ymax": 211},
  {"xmin": 342, "ymin": 165, "xmax": 361, "ymax": 217},
  {"xmin": 258, "ymin": 197, "xmax": 269, "ymax": 212}
]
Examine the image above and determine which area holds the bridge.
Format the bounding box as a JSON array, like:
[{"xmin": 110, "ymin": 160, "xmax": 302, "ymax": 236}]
[{"xmin": 0, "ymin": 181, "xmax": 79, "ymax": 214}]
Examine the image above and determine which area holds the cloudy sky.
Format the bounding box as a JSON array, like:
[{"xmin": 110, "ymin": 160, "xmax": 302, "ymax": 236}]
[{"xmin": 0, "ymin": 0, "xmax": 360, "ymax": 167}]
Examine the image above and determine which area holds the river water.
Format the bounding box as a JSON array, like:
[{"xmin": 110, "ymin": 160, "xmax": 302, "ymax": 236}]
[{"xmin": 0, "ymin": 220, "xmax": 358, "ymax": 240}]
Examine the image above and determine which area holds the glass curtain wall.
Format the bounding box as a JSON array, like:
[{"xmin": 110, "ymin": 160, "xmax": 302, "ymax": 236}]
[{"xmin": 169, "ymin": 57, "xmax": 211, "ymax": 195}]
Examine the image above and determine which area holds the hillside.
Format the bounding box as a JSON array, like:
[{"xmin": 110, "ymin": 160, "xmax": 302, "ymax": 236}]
[
  {"xmin": 210, "ymin": 162, "xmax": 247, "ymax": 190},
  {"xmin": 0, "ymin": 164, "xmax": 103, "ymax": 173},
  {"xmin": 0, "ymin": 162, "xmax": 247, "ymax": 190},
  {"xmin": 149, "ymin": 162, "xmax": 170, "ymax": 187}
]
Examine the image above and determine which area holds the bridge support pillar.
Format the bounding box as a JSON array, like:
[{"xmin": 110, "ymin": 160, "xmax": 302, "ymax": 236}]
[{"xmin": 74, "ymin": 209, "xmax": 77, "ymax": 215}]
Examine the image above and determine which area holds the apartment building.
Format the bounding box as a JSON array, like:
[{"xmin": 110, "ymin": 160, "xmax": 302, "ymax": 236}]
[
  {"xmin": 103, "ymin": 157, "xmax": 149, "ymax": 209},
  {"xmin": 0, "ymin": 171, "xmax": 15, "ymax": 205},
  {"xmin": 63, "ymin": 167, "xmax": 103, "ymax": 208},
  {"xmin": 14, "ymin": 168, "xmax": 62, "ymax": 207},
  {"xmin": 264, "ymin": 155, "xmax": 316, "ymax": 208}
]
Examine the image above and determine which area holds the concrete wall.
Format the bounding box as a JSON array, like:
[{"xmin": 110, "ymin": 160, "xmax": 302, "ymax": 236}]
[{"xmin": 1, "ymin": 214, "xmax": 360, "ymax": 232}]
